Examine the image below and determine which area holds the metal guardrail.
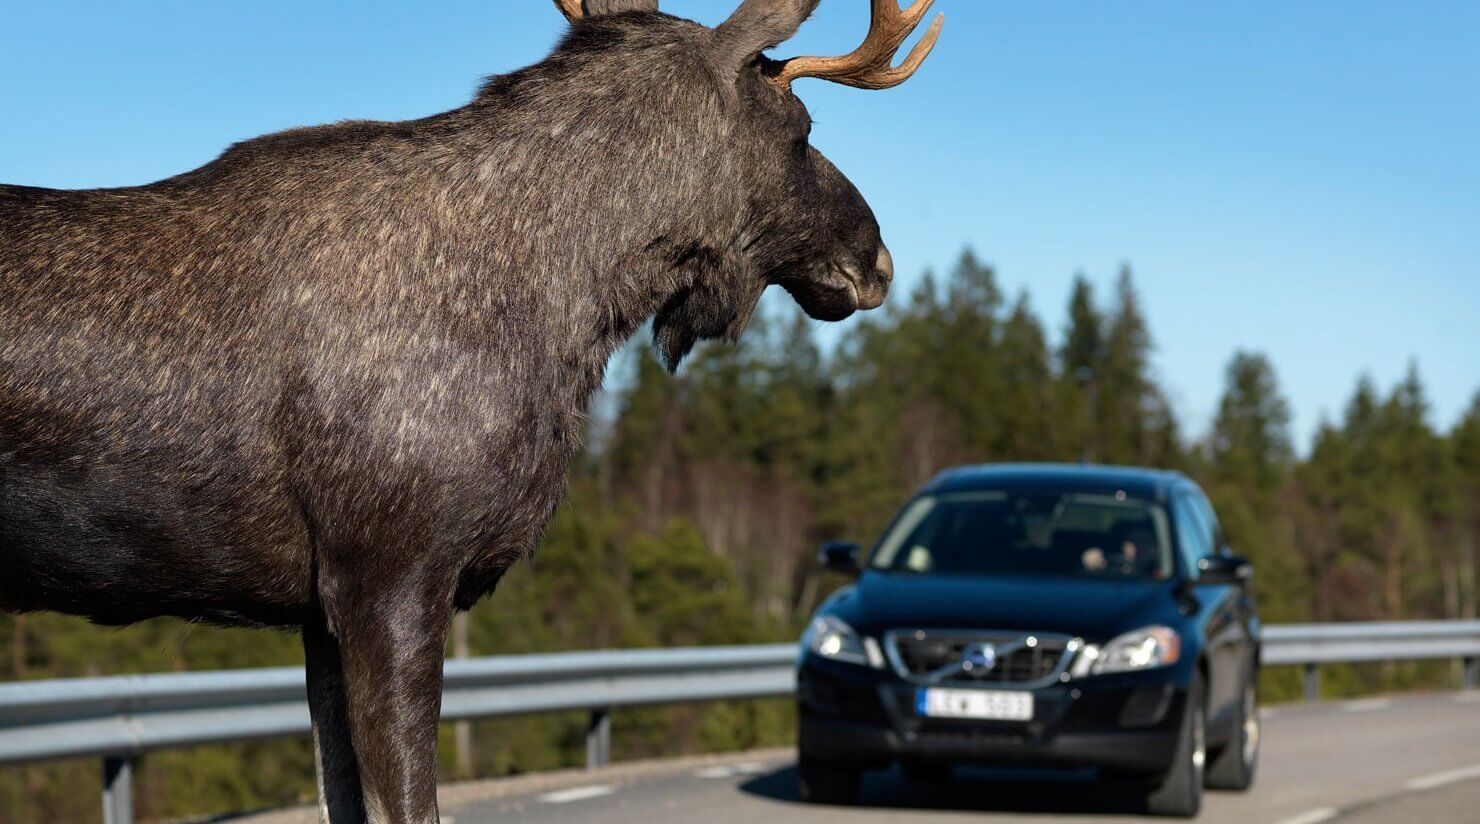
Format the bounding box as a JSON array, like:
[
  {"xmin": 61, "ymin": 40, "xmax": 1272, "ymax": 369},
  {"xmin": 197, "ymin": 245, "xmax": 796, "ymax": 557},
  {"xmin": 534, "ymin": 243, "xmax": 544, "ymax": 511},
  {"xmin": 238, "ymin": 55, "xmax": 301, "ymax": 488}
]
[
  {"xmin": 1, "ymin": 622, "xmax": 1476, "ymax": 823},
  {"xmin": 1263, "ymin": 621, "xmax": 1480, "ymax": 701},
  {"xmin": 0, "ymin": 645, "xmax": 796, "ymax": 824},
  {"xmin": 0, "ymin": 645, "xmax": 797, "ymax": 766}
]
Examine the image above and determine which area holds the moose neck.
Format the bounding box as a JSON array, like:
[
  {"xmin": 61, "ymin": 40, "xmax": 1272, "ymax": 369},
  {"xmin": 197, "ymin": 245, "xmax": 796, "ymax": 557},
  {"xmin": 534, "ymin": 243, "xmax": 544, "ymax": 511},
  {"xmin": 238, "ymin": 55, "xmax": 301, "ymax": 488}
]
[{"xmin": 446, "ymin": 43, "xmax": 763, "ymax": 378}]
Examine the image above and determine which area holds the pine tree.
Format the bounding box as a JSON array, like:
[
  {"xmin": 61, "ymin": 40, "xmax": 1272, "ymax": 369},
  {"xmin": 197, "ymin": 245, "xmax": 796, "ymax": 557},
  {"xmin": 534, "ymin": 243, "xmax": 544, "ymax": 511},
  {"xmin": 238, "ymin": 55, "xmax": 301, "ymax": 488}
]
[
  {"xmin": 1203, "ymin": 351, "xmax": 1306, "ymax": 622},
  {"xmin": 1099, "ymin": 266, "xmax": 1155, "ymax": 464},
  {"xmin": 1058, "ymin": 274, "xmax": 1102, "ymax": 461},
  {"xmin": 1451, "ymin": 393, "xmax": 1480, "ymax": 619},
  {"xmin": 937, "ymin": 249, "xmax": 1006, "ymax": 459},
  {"xmin": 1061, "ymin": 275, "xmax": 1102, "ymax": 378},
  {"xmin": 605, "ymin": 343, "xmax": 682, "ymax": 528},
  {"xmin": 1211, "ymin": 351, "xmax": 1293, "ymax": 491},
  {"xmin": 996, "ymin": 291, "xmax": 1058, "ymax": 459}
]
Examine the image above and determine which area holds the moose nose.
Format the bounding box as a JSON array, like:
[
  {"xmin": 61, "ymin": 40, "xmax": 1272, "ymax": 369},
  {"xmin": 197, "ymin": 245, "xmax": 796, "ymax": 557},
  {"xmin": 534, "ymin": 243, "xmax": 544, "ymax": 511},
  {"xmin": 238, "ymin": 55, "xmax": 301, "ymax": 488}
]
[
  {"xmin": 851, "ymin": 244, "xmax": 893, "ymax": 312},
  {"xmin": 875, "ymin": 244, "xmax": 894, "ymax": 284}
]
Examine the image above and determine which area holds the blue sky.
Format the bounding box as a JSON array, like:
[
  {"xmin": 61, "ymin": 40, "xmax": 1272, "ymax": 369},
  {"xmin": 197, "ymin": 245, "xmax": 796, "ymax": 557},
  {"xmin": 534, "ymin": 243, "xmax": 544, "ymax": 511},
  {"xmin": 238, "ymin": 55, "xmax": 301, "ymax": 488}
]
[{"xmin": 2, "ymin": 1, "xmax": 1476, "ymax": 448}]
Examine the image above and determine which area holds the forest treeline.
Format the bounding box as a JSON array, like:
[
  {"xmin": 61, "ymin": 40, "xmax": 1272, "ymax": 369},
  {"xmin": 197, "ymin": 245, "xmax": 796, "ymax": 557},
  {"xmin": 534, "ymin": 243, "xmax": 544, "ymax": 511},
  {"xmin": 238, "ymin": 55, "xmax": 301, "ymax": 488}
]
[{"xmin": 3, "ymin": 250, "xmax": 1478, "ymax": 822}]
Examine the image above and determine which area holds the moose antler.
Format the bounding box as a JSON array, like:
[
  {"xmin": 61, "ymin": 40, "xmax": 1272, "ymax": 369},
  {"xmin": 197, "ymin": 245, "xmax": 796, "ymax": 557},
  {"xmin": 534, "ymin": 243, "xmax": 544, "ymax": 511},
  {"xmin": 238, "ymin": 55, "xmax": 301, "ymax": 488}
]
[{"xmin": 770, "ymin": 0, "xmax": 944, "ymax": 90}]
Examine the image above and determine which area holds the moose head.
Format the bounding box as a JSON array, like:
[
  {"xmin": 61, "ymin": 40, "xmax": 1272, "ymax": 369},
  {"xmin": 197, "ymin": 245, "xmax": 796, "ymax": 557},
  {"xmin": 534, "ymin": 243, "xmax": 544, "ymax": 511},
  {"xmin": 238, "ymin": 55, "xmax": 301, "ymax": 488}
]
[{"xmin": 541, "ymin": 0, "xmax": 943, "ymax": 366}]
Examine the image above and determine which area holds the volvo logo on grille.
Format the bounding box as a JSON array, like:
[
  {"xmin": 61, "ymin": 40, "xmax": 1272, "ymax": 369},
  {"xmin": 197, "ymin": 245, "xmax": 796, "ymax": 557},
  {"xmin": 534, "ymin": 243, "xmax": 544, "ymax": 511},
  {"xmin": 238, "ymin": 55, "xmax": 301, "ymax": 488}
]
[{"xmin": 960, "ymin": 642, "xmax": 997, "ymax": 673}]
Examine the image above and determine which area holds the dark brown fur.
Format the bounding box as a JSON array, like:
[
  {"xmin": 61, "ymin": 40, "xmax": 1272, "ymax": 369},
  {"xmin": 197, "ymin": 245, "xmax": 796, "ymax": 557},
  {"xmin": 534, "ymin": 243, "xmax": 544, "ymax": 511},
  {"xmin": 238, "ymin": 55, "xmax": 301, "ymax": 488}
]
[{"xmin": 0, "ymin": 2, "xmax": 895, "ymax": 821}]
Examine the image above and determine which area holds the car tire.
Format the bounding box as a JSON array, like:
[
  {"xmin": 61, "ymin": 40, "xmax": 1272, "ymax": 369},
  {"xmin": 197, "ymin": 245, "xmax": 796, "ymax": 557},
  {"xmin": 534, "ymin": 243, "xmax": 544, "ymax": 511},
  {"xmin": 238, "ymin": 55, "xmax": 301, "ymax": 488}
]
[
  {"xmin": 1145, "ymin": 672, "xmax": 1206, "ymax": 818},
  {"xmin": 798, "ymin": 754, "xmax": 861, "ymax": 805},
  {"xmin": 901, "ymin": 760, "xmax": 952, "ymax": 784},
  {"xmin": 1206, "ymin": 674, "xmax": 1259, "ymax": 791}
]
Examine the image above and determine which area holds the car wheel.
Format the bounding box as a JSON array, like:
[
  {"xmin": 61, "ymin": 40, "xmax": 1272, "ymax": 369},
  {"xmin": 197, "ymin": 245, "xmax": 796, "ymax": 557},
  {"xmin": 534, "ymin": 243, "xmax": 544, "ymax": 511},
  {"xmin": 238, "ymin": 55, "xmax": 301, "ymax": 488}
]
[
  {"xmin": 1206, "ymin": 675, "xmax": 1259, "ymax": 791},
  {"xmin": 901, "ymin": 760, "xmax": 952, "ymax": 784},
  {"xmin": 798, "ymin": 754, "xmax": 861, "ymax": 805},
  {"xmin": 1145, "ymin": 672, "xmax": 1206, "ymax": 818}
]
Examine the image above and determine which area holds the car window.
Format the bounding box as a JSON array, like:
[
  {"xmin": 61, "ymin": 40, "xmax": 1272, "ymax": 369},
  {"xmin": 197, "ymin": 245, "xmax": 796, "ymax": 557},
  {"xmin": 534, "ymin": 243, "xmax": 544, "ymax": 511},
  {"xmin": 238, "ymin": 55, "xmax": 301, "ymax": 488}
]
[
  {"xmin": 1192, "ymin": 489, "xmax": 1225, "ymax": 552},
  {"xmin": 1172, "ymin": 493, "xmax": 1214, "ymax": 573},
  {"xmin": 869, "ymin": 490, "xmax": 1174, "ymax": 581}
]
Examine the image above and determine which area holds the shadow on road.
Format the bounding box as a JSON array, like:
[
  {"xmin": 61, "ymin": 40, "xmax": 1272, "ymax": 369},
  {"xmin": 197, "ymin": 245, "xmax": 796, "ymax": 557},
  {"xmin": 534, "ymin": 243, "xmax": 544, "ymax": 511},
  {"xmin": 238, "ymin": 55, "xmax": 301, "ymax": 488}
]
[{"xmin": 740, "ymin": 763, "xmax": 1153, "ymax": 817}]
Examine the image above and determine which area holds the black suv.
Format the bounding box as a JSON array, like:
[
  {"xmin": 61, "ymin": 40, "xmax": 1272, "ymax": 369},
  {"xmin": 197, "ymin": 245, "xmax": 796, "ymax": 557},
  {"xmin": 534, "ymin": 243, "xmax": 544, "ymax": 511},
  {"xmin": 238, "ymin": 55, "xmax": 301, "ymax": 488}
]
[{"xmin": 796, "ymin": 464, "xmax": 1260, "ymax": 817}]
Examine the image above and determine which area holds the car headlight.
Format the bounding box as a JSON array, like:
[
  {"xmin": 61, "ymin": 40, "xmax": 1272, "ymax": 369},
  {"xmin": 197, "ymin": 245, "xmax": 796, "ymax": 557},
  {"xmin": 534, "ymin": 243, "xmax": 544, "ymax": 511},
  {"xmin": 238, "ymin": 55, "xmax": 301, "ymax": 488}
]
[
  {"xmin": 802, "ymin": 615, "xmax": 880, "ymax": 667},
  {"xmin": 1073, "ymin": 626, "xmax": 1181, "ymax": 676}
]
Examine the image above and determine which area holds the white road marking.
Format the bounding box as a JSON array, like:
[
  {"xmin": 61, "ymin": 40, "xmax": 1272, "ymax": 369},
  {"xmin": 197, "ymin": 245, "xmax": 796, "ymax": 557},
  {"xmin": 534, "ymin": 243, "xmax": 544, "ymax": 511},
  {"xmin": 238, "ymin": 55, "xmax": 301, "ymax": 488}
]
[
  {"xmin": 696, "ymin": 762, "xmax": 771, "ymax": 779},
  {"xmin": 1273, "ymin": 807, "xmax": 1339, "ymax": 824},
  {"xmin": 1405, "ymin": 763, "xmax": 1480, "ymax": 791},
  {"xmin": 538, "ymin": 784, "xmax": 616, "ymax": 804},
  {"xmin": 1340, "ymin": 697, "xmax": 1392, "ymax": 713}
]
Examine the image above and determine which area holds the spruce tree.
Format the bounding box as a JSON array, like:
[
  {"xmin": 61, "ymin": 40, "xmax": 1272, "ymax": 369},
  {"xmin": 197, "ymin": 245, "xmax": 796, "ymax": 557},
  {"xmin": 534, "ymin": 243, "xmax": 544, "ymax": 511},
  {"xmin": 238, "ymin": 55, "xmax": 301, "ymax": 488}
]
[
  {"xmin": 1058, "ymin": 274, "xmax": 1102, "ymax": 460},
  {"xmin": 1204, "ymin": 351, "xmax": 1307, "ymax": 622},
  {"xmin": 997, "ymin": 291, "xmax": 1057, "ymax": 459},
  {"xmin": 1211, "ymin": 351, "xmax": 1294, "ymax": 491},
  {"xmin": 1100, "ymin": 266, "xmax": 1155, "ymax": 464}
]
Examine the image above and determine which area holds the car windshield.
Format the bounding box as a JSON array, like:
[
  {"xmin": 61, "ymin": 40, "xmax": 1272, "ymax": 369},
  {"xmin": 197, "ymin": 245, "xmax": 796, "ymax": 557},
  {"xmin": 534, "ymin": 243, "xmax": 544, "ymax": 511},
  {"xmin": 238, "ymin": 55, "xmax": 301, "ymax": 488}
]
[{"xmin": 868, "ymin": 490, "xmax": 1174, "ymax": 581}]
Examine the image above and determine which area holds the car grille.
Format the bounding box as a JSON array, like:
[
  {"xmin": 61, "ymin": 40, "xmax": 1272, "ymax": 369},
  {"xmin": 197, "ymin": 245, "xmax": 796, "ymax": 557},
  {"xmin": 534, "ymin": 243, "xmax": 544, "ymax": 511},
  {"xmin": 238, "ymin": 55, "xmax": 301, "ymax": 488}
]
[
  {"xmin": 914, "ymin": 724, "xmax": 1032, "ymax": 746},
  {"xmin": 885, "ymin": 631, "xmax": 1075, "ymax": 685}
]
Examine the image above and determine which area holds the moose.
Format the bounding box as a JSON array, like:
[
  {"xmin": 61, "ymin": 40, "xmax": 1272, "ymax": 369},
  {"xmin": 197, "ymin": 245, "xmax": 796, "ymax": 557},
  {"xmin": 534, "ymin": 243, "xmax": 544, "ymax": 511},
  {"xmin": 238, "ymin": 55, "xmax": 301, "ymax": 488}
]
[{"xmin": 0, "ymin": 0, "xmax": 942, "ymax": 821}]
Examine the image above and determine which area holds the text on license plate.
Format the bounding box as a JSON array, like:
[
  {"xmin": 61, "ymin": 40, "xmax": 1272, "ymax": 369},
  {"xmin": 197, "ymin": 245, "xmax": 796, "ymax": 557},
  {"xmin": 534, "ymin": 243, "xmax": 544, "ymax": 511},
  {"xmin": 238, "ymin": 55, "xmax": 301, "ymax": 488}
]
[{"xmin": 916, "ymin": 688, "xmax": 1033, "ymax": 721}]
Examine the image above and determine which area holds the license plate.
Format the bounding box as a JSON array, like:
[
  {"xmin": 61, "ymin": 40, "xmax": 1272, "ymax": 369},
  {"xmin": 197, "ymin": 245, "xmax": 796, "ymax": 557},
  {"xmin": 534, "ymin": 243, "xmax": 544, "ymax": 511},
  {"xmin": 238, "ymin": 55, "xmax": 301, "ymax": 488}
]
[{"xmin": 916, "ymin": 688, "xmax": 1034, "ymax": 721}]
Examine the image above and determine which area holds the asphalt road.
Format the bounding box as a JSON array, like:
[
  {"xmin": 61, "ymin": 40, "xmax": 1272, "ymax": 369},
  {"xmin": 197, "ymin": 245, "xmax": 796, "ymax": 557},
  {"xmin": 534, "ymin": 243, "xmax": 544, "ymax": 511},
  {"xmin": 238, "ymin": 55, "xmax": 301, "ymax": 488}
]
[{"xmin": 439, "ymin": 692, "xmax": 1480, "ymax": 824}]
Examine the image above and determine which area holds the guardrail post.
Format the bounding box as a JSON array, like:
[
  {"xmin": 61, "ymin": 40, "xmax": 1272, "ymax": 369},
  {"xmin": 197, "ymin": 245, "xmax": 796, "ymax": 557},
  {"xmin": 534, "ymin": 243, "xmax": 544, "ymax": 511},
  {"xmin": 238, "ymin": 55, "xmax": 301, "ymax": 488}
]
[
  {"xmin": 452, "ymin": 613, "xmax": 475, "ymax": 778},
  {"xmin": 1465, "ymin": 657, "xmax": 1478, "ymax": 691},
  {"xmin": 1303, "ymin": 663, "xmax": 1320, "ymax": 702},
  {"xmin": 585, "ymin": 709, "xmax": 611, "ymax": 771},
  {"xmin": 102, "ymin": 756, "xmax": 134, "ymax": 824}
]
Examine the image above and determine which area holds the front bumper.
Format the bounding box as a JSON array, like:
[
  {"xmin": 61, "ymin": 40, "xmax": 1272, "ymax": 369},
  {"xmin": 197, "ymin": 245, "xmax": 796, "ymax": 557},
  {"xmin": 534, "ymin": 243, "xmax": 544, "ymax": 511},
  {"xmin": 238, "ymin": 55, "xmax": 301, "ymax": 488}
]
[{"xmin": 798, "ymin": 654, "xmax": 1189, "ymax": 773}]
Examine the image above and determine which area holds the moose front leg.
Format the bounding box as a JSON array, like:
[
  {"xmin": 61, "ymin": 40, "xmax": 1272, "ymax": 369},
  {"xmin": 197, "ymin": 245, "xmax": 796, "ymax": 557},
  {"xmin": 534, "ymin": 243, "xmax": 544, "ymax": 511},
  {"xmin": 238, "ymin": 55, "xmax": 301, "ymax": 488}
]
[
  {"xmin": 305, "ymin": 617, "xmax": 368, "ymax": 824},
  {"xmin": 331, "ymin": 583, "xmax": 455, "ymax": 824}
]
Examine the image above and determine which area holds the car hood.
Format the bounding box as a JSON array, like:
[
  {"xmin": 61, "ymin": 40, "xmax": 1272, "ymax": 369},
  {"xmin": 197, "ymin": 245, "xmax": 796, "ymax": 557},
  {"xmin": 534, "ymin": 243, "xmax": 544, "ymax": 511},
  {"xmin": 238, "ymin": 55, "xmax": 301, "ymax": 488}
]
[{"xmin": 830, "ymin": 571, "xmax": 1180, "ymax": 641}]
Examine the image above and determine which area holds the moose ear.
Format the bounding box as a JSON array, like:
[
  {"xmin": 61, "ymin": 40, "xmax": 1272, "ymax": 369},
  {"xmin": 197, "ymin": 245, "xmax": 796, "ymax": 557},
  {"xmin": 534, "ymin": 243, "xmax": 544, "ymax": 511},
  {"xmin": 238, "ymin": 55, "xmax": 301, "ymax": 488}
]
[{"xmin": 713, "ymin": 0, "xmax": 822, "ymax": 68}]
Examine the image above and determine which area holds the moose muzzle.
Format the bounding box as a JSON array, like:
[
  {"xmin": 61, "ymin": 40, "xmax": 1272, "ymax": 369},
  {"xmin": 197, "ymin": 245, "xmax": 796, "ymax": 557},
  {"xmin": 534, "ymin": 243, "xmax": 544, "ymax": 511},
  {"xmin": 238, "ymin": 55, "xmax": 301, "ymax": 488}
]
[{"xmin": 844, "ymin": 244, "xmax": 893, "ymax": 311}]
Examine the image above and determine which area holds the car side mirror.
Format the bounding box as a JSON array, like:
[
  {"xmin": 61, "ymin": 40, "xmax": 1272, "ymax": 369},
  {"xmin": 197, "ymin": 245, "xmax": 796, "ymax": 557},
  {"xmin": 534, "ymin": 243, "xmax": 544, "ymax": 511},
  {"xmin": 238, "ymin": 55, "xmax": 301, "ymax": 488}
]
[
  {"xmin": 819, "ymin": 541, "xmax": 863, "ymax": 575},
  {"xmin": 1196, "ymin": 554, "xmax": 1252, "ymax": 586}
]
